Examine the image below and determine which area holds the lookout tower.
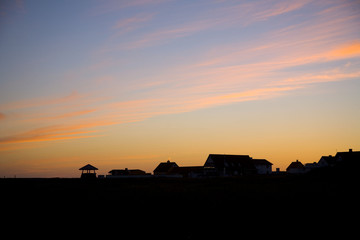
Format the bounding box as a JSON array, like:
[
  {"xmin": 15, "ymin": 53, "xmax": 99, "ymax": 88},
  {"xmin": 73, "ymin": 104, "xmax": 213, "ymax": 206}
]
[{"xmin": 79, "ymin": 164, "xmax": 98, "ymax": 179}]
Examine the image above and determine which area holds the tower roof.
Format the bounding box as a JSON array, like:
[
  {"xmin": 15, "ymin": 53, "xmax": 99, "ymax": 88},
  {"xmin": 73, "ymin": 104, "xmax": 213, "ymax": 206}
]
[{"xmin": 79, "ymin": 164, "xmax": 98, "ymax": 171}]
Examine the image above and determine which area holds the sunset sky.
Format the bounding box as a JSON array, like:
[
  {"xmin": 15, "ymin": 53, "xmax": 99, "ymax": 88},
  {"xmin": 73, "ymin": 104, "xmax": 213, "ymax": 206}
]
[{"xmin": 1, "ymin": 0, "xmax": 360, "ymax": 177}]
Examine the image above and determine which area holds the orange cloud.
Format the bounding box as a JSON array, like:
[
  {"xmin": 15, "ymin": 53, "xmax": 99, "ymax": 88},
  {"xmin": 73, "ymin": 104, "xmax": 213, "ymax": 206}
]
[
  {"xmin": 276, "ymin": 71, "xmax": 360, "ymax": 87},
  {"xmin": 183, "ymin": 86, "xmax": 303, "ymax": 111},
  {"xmin": 217, "ymin": 87, "xmax": 301, "ymax": 101},
  {"xmin": 0, "ymin": 128, "xmax": 96, "ymax": 144},
  {"xmin": 36, "ymin": 109, "xmax": 96, "ymax": 121},
  {"xmin": 329, "ymin": 41, "xmax": 360, "ymax": 59},
  {"xmin": 111, "ymin": 99, "xmax": 159, "ymax": 109},
  {"xmin": 0, "ymin": 119, "xmax": 117, "ymax": 145},
  {"xmin": 0, "ymin": 112, "xmax": 5, "ymax": 120}
]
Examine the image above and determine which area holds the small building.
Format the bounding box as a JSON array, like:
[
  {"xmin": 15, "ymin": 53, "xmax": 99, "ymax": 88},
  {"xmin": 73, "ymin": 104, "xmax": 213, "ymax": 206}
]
[
  {"xmin": 318, "ymin": 155, "xmax": 336, "ymax": 167},
  {"xmin": 168, "ymin": 166, "xmax": 205, "ymax": 178},
  {"xmin": 335, "ymin": 149, "xmax": 360, "ymax": 162},
  {"xmin": 253, "ymin": 159, "xmax": 273, "ymax": 174},
  {"xmin": 109, "ymin": 168, "xmax": 148, "ymax": 176},
  {"xmin": 79, "ymin": 164, "xmax": 98, "ymax": 179},
  {"xmin": 204, "ymin": 154, "xmax": 257, "ymax": 176},
  {"xmin": 107, "ymin": 168, "xmax": 151, "ymax": 178},
  {"xmin": 153, "ymin": 160, "xmax": 179, "ymax": 175},
  {"xmin": 286, "ymin": 160, "xmax": 304, "ymax": 174},
  {"xmin": 304, "ymin": 162, "xmax": 319, "ymax": 172}
]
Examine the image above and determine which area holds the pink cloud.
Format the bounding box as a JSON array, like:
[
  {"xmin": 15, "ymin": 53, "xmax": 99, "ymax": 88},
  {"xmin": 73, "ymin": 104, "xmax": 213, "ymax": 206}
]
[
  {"xmin": 90, "ymin": 0, "xmax": 168, "ymax": 15},
  {"xmin": 254, "ymin": 0, "xmax": 310, "ymax": 20},
  {"xmin": 113, "ymin": 13, "xmax": 155, "ymax": 30},
  {"xmin": 111, "ymin": 0, "xmax": 311, "ymax": 50}
]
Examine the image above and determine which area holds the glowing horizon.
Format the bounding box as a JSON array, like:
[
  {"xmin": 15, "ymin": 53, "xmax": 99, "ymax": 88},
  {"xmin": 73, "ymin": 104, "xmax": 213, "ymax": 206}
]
[{"xmin": 1, "ymin": 0, "xmax": 360, "ymax": 177}]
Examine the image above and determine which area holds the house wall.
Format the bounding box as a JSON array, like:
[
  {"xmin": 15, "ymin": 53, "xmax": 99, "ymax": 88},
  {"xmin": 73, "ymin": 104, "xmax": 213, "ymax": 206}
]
[
  {"xmin": 287, "ymin": 168, "xmax": 304, "ymax": 174},
  {"xmin": 318, "ymin": 158, "xmax": 328, "ymax": 167},
  {"xmin": 255, "ymin": 165, "xmax": 272, "ymax": 174}
]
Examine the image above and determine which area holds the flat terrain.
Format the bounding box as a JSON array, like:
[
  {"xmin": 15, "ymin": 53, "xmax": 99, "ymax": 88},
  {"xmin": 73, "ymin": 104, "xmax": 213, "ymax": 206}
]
[{"xmin": 1, "ymin": 163, "xmax": 358, "ymax": 238}]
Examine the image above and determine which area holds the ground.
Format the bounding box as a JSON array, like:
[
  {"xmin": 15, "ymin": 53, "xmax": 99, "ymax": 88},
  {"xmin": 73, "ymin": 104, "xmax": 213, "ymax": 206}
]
[{"xmin": 1, "ymin": 162, "xmax": 358, "ymax": 239}]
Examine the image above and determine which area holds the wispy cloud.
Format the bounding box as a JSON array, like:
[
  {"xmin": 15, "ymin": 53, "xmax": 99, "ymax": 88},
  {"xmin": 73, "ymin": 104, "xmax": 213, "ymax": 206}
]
[
  {"xmin": 107, "ymin": 0, "xmax": 311, "ymax": 50},
  {"xmin": 0, "ymin": 119, "xmax": 119, "ymax": 146},
  {"xmin": 113, "ymin": 13, "xmax": 155, "ymax": 30},
  {"xmin": 2, "ymin": 0, "xmax": 359, "ymax": 152},
  {"xmin": 90, "ymin": 0, "xmax": 168, "ymax": 15},
  {"xmin": 253, "ymin": 0, "xmax": 310, "ymax": 20},
  {"xmin": 32, "ymin": 109, "xmax": 97, "ymax": 121},
  {"xmin": 123, "ymin": 20, "xmax": 211, "ymax": 49},
  {"xmin": 0, "ymin": 91, "xmax": 82, "ymax": 111},
  {"xmin": 0, "ymin": 126, "xmax": 96, "ymax": 144},
  {"xmin": 110, "ymin": 13, "xmax": 156, "ymax": 38},
  {"xmin": 328, "ymin": 41, "xmax": 360, "ymax": 59},
  {"xmin": 276, "ymin": 71, "xmax": 360, "ymax": 87},
  {"xmin": 0, "ymin": 91, "xmax": 112, "ymax": 149}
]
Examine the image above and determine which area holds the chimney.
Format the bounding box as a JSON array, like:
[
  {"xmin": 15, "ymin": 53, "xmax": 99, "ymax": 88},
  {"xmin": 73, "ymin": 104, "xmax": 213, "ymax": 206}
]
[{"xmin": 349, "ymin": 149, "xmax": 353, "ymax": 153}]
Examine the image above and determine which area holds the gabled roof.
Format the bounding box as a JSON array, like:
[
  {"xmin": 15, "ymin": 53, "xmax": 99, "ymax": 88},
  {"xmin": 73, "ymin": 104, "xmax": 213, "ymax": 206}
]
[
  {"xmin": 335, "ymin": 149, "xmax": 360, "ymax": 162},
  {"xmin": 205, "ymin": 154, "xmax": 255, "ymax": 170},
  {"xmin": 153, "ymin": 161, "xmax": 179, "ymax": 173},
  {"xmin": 79, "ymin": 164, "xmax": 98, "ymax": 170},
  {"xmin": 286, "ymin": 160, "xmax": 304, "ymax": 171},
  {"xmin": 319, "ymin": 155, "xmax": 336, "ymax": 165},
  {"xmin": 168, "ymin": 166, "xmax": 204, "ymax": 174},
  {"xmin": 252, "ymin": 159, "xmax": 273, "ymax": 166},
  {"xmin": 109, "ymin": 169, "xmax": 146, "ymax": 175}
]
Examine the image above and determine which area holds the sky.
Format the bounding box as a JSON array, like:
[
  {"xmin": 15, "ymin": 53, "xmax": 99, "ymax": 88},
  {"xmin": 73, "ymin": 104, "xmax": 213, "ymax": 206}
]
[{"xmin": 1, "ymin": 0, "xmax": 360, "ymax": 177}]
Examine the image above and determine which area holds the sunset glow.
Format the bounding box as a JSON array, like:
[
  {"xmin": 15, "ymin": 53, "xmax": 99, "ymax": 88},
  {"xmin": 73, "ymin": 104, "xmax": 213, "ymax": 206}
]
[{"xmin": 1, "ymin": 0, "xmax": 359, "ymax": 177}]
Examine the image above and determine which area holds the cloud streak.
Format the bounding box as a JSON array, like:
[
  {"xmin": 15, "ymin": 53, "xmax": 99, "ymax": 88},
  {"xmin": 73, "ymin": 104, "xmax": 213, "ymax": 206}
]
[
  {"xmin": 0, "ymin": 91, "xmax": 82, "ymax": 111},
  {"xmin": 1, "ymin": 0, "xmax": 359, "ymax": 151},
  {"xmin": 113, "ymin": 13, "xmax": 155, "ymax": 30},
  {"xmin": 108, "ymin": 0, "xmax": 311, "ymax": 50},
  {"xmin": 0, "ymin": 119, "xmax": 118, "ymax": 146},
  {"xmin": 90, "ymin": 0, "xmax": 168, "ymax": 15}
]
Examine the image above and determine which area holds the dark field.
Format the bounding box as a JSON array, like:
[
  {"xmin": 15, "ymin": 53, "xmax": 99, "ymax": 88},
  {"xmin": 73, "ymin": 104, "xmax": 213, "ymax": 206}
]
[{"xmin": 1, "ymin": 163, "xmax": 358, "ymax": 239}]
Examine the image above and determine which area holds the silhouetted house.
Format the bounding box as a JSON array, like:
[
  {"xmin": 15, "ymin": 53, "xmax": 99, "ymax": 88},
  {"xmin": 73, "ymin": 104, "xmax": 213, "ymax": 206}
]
[
  {"xmin": 318, "ymin": 155, "xmax": 336, "ymax": 167},
  {"xmin": 253, "ymin": 159, "xmax": 273, "ymax": 174},
  {"xmin": 109, "ymin": 168, "xmax": 148, "ymax": 176},
  {"xmin": 204, "ymin": 154, "xmax": 257, "ymax": 176},
  {"xmin": 107, "ymin": 168, "xmax": 151, "ymax": 178},
  {"xmin": 304, "ymin": 162, "xmax": 319, "ymax": 172},
  {"xmin": 153, "ymin": 160, "xmax": 179, "ymax": 175},
  {"xmin": 335, "ymin": 149, "xmax": 360, "ymax": 163},
  {"xmin": 286, "ymin": 160, "xmax": 304, "ymax": 174},
  {"xmin": 168, "ymin": 166, "xmax": 205, "ymax": 178},
  {"xmin": 79, "ymin": 164, "xmax": 98, "ymax": 179}
]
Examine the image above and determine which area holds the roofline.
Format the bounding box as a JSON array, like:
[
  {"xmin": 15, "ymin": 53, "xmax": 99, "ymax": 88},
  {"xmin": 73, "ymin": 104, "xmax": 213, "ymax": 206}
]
[{"xmin": 208, "ymin": 154, "xmax": 250, "ymax": 157}]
